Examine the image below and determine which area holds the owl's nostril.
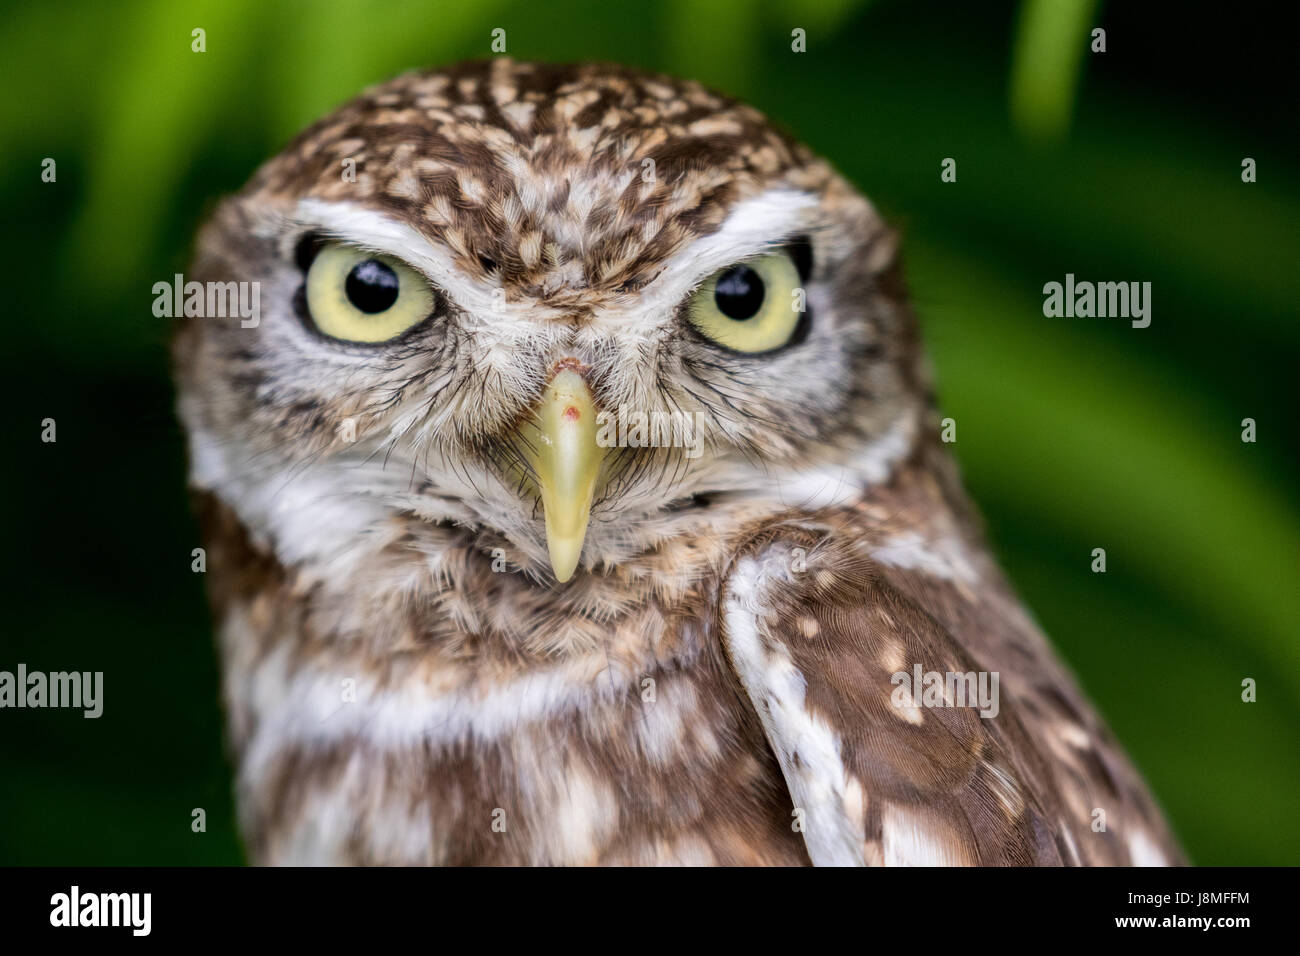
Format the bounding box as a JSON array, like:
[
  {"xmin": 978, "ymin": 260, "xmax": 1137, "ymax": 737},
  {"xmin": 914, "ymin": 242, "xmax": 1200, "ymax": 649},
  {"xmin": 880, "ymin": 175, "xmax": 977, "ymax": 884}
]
[
  {"xmin": 547, "ymin": 357, "xmax": 599, "ymax": 413},
  {"xmin": 552, "ymin": 356, "xmax": 590, "ymax": 377}
]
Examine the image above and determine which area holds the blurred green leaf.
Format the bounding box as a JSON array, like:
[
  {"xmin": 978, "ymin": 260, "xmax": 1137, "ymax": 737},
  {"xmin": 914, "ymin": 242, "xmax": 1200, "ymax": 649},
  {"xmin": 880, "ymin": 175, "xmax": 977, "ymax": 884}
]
[{"xmin": 1010, "ymin": 0, "xmax": 1099, "ymax": 143}]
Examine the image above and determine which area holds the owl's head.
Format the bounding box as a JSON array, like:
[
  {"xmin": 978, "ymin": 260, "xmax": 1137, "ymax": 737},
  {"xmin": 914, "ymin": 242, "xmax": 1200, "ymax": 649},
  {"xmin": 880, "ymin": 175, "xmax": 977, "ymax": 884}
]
[{"xmin": 175, "ymin": 59, "xmax": 927, "ymax": 584}]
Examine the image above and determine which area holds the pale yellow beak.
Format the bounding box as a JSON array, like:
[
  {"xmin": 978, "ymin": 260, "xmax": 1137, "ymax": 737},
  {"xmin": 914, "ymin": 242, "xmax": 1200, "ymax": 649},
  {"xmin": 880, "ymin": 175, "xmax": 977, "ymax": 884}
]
[{"xmin": 524, "ymin": 368, "xmax": 605, "ymax": 582}]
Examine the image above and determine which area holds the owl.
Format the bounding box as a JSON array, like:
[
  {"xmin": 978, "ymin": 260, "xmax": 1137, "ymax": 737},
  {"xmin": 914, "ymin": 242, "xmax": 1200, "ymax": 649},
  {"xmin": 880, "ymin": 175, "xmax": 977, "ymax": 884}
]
[{"xmin": 174, "ymin": 59, "xmax": 1183, "ymax": 866}]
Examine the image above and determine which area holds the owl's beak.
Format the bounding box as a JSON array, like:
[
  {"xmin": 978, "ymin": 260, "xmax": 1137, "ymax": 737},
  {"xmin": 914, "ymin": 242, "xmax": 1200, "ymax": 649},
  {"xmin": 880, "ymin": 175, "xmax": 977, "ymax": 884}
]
[{"xmin": 524, "ymin": 367, "xmax": 605, "ymax": 583}]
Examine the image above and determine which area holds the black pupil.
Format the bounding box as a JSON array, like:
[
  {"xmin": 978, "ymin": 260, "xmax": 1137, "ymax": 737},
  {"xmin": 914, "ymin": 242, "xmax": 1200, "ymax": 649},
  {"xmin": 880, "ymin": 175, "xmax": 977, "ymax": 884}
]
[
  {"xmin": 345, "ymin": 259, "xmax": 400, "ymax": 313},
  {"xmin": 714, "ymin": 265, "xmax": 765, "ymax": 320}
]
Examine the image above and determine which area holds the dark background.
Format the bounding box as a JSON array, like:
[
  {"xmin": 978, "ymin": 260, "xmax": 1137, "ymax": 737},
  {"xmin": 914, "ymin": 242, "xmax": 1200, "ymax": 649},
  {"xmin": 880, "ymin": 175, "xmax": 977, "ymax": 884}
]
[{"xmin": 1, "ymin": 0, "xmax": 1296, "ymax": 865}]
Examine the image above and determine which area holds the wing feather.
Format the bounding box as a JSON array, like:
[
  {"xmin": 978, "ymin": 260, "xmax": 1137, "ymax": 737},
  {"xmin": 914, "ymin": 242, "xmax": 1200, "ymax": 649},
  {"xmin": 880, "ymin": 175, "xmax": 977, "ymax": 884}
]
[{"xmin": 720, "ymin": 529, "xmax": 1078, "ymax": 866}]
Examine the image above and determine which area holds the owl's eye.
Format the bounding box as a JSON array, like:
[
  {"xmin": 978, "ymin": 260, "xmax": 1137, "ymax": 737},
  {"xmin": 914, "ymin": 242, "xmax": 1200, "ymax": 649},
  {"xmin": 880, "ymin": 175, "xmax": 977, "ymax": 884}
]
[
  {"xmin": 302, "ymin": 242, "xmax": 435, "ymax": 344},
  {"xmin": 686, "ymin": 249, "xmax": 806, "ymax": 354}
]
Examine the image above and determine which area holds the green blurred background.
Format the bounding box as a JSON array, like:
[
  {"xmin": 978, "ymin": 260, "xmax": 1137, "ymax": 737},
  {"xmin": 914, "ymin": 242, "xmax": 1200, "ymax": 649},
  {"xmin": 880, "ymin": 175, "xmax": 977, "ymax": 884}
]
[{"xmin": 1, "ymin": 0, "xmax": 1296, "ymax": 865}]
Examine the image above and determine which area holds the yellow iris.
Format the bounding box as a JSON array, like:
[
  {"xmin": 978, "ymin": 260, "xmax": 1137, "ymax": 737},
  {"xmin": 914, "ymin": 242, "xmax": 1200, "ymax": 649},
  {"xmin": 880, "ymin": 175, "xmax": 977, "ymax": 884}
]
[
  {"xmin": 687, "ymin": 251, "xmax": 804, "ymax": 353},
  {"xmin": 304, "ymin": 243, "xmax": 434, "ymax": 343}
]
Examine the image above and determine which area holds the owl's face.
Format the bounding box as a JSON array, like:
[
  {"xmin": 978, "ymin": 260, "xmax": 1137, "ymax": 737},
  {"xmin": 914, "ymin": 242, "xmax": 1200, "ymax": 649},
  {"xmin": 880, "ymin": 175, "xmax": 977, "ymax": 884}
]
[{"xmin": 175, "ymin": 60, "xmax": 925, "ymax": 583}]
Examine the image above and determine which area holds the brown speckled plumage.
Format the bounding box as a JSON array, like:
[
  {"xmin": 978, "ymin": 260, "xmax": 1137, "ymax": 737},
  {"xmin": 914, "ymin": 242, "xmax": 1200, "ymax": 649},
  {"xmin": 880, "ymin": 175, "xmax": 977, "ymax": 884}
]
[
  {"xmin": 175, "ymin": 59, "xmax": 1182, "ymax": 866},
  {"xmin": 250, "ymin": 59, "xmax": 828, "ymax": 302}
]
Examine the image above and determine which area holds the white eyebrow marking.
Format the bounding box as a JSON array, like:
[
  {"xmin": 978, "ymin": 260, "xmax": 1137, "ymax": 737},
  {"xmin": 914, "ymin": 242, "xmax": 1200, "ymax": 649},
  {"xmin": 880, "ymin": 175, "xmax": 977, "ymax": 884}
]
[
  {"xmin": 291, "ymin": 188, "xmax": 821, "ymax": 339},
  {"xmin": 624, "ymin": 189, "xmax": 821, "ymax": 324},
  {"xmin": 293, "ymin": 199, "xmax": 525, "ymax": 322}
]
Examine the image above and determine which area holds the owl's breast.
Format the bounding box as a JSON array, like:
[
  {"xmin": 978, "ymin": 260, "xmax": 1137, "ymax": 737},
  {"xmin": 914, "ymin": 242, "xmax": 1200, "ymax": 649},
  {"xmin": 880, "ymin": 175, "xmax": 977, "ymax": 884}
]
[
  {"xmin": 220, "ymin": 604, "xmax": 810, "ymax": 866},
  {"xmin": 200, "ymin": 492, "xmax": 808, "ymax": 865}
]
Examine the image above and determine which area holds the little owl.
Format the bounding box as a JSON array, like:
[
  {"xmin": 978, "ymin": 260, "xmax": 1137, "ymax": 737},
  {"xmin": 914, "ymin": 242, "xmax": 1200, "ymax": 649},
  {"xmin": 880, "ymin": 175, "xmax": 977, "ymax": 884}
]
[{"xmin": 174, "ymin": 59, "xmax": 1182, "ymax": 866}]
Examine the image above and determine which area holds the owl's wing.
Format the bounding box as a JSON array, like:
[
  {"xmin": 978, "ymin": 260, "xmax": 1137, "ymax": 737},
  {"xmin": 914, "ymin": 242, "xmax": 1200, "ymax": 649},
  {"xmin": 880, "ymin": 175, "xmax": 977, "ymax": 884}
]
[{"xmin": 718, "ymin": 524, "xmax": 1173, "ymax": 867}]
